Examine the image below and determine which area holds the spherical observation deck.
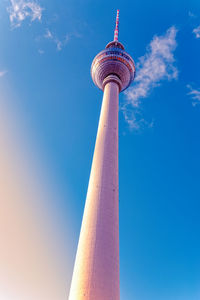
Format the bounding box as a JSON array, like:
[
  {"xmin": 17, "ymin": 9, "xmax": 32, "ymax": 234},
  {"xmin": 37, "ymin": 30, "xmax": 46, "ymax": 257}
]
[{"xmin": 91, "ymin": 41, "xmax": 135, "ymax": 92}]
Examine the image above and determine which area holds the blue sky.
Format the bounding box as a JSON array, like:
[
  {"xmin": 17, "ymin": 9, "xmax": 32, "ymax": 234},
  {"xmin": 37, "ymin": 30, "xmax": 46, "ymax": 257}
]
[{"xmin": 0, "ymin": 0, "xmax": 200, "ymax": 299}]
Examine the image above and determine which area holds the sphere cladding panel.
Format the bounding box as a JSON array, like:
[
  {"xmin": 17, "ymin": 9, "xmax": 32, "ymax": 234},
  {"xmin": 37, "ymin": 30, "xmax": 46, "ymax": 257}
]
[{"xmin": 91, "ymin": 47, "xmax": 135, "ymax": 92}]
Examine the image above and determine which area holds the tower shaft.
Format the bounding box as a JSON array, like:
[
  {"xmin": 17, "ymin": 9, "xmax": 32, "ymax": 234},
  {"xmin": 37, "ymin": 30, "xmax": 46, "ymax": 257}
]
[{"xmin": 69, "ymin": 76, "xmax": 120, "ymax": 300}]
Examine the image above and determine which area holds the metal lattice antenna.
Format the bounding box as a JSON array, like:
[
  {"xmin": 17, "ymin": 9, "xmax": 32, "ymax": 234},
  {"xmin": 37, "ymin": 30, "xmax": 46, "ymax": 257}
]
[{"xmin": 114, "ymin": 9, "xmax": 119, "ymax": 41}]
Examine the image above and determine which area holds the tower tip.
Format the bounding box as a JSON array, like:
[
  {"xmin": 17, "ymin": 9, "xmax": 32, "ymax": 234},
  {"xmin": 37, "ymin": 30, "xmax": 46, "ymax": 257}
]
[{"xmin": 114, "ymin": 9, "xmax": 120, "ymax": 42}]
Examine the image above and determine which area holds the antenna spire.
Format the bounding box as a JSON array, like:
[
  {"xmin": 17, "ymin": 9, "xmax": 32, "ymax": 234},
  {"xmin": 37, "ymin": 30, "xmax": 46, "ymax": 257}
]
[{"xmin": 114, "ymin": 9, "xmax": 119, "ymax": 41}]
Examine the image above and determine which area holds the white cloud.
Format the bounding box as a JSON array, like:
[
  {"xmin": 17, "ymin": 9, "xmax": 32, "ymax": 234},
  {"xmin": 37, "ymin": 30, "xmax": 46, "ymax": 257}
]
[
  {"xmin": 188, "ymin": 11, "xmax": 196, "ymax": 18},
  {"xmin": 122, "ymin": 106, "xmax": 154, "ymax": 130},
  {"xmin": 187, "ymin": 84, "xmax": 200, "ymax": 106},
  {"xmin": 44, "ymin": 29, "xmax": 53, "ymax": 40},
  {"xmin": 0, "ymin": 71, "xmax": 7, "ymax": 77},
  {"xmin": 44, "ymin": 29, "xmax": 64, "ymax": 51},
  {"xmin": 38, "ymin": 49, "xmax": 44, "ymax": 55},
  {"xmin": 7, "ymin": 0, "xmax": 43, "ymax": 28},
  {"xmin": 44, "ymin": 29, "xmax": 80, "ymax": 51},
  {"xmin": 123, "ymin": 26, "xmax": 178, "ymax": 129},
  {"xmin": 193, "ymin": 26, "xmax": 200, "ymax": 39}
]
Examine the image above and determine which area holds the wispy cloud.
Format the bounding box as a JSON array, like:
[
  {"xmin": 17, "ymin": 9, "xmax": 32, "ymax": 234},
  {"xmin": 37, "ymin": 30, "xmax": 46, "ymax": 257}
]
[
  {"xmin": 188, "ymin": 11, "xmax": 196, "ymax": 18},
  {"xmin": 44, "ymin": 28, "xmax": 80, "ymax": 51},
  {"xmin": 187, "ymin": 84, "xmax": 200, "ymax": 106},
  {"xmin": 7, "ymin": 0, "xmax": 43, "ymax": 28},
  {"xmin": 0, "ymin": 71, "xmax": 7, "ymax": 77},
  {"xmin": 193, "ymin": 26, "xmax": 200, "ymax": 39},
  {"xmin": 123, "ymin": 26, "xmax": 178, "ymax": 129},
  {"xmin": 38, "ymin": 49, "xmax": 44, "ymax": 55},
  {"xmin": 122, "ymin": 107, "xmax": 154, "ymax": 130},
  {"xmin": 44, "ymin": 29, "xmax": 53, "ymax": 40}
]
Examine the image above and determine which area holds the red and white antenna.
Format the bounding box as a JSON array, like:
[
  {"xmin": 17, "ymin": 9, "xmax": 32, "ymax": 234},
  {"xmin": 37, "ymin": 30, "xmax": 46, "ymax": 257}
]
[{"xmin": 114, "ymin": 9, "xmax": 119, "ymax": 41}]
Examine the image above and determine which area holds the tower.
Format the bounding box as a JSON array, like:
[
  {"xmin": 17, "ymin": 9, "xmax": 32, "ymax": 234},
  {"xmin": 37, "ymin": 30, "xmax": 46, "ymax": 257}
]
[{"xmin": 69, "ymin": 10, "xmax": 135, "ymax": 300}]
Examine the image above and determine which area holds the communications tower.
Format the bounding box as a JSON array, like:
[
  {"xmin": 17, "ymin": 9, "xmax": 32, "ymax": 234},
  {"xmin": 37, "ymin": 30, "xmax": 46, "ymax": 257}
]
[{"xmin": 69, "ymin": 10, "xmax": 135, "ymax": 300}]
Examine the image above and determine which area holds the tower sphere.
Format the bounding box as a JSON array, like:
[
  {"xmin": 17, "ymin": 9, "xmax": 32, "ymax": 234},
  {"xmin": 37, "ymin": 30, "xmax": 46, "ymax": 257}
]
[{"xmin": 91, "ymin": 41, "xmax": 136, "ymax": 92}]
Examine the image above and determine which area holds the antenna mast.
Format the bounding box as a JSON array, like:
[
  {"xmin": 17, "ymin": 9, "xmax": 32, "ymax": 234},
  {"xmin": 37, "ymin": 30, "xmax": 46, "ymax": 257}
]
[{"xmin": 114, "ymin": 9, "xmax": 119, "ymax": 41}]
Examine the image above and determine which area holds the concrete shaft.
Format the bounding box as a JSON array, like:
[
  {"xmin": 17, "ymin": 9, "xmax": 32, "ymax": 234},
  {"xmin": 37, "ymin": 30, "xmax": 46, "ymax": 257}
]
[{"xmin": 69, "ymin": 77, "xmax": 120, "ymax": 300}]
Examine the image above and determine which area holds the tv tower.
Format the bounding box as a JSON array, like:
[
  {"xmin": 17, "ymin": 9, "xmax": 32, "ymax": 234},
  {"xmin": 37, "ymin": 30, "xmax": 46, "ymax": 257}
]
[{"xmin": 69, "ymin": 10, "xmax": 135, "ymax": 300}]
